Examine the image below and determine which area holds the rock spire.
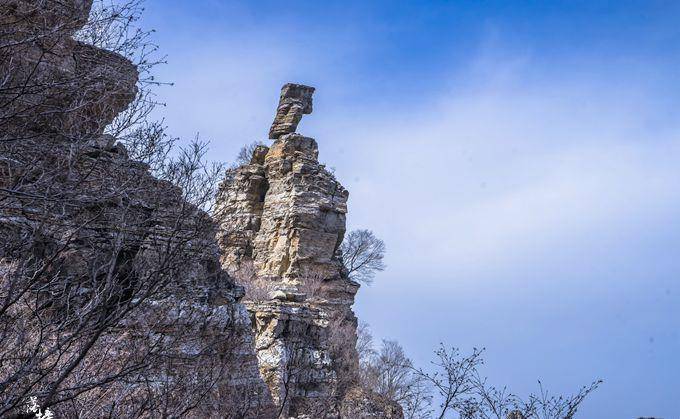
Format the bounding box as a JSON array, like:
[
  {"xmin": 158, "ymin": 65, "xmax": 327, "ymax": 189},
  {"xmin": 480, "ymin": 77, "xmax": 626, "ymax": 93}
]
[
  {"xmin": 214, "ymin": 84, "xmax": 402, "ymax": 418},
  {"xmin": 268, "ymin": 83, "xmax": 316, "ymax": 139}
]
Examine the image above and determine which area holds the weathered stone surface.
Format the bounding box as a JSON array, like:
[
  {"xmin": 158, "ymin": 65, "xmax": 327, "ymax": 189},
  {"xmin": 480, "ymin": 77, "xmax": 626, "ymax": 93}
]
[
  {"xmin": 1, "ymin": 2, "xmax": 273, "ymax": 417},
  {"xmin": 215, "ymin": 85, "xmax": 402, "ymax": 418},
  {"xmin": 1, "ymin": 0, "xmax": 93, "ymax": 38},
  {"xmin": 256, "ymin": 133, "xmax": 348, "ymax": 281},
  {"xmin": 248, "ymin": 302, "xmax": 336, "ymax": 412},
  {"xmin": 268, "ymin": 83, "xmax": 315, "ymax": 139},
  {"xmin": 215, "ymin": 132, "xmax": 355, "ymax": 417},
  {"xmin": 1, "ymin": 1, "xmax": 138, "ymax": 141},
  {"xmin": 340, "ymin": 387, "xmax": 404, "ymax": 419},
  {"xmin": 215, "ymin": 159, "xmax": 269, "ymax": 269},
  {"xmin": 216, "ymin": 132, "xmax": 350, "ymax": 284}
]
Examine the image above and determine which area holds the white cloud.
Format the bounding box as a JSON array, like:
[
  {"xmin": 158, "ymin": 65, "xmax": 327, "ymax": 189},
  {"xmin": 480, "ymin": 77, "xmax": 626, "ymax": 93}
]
[
  {"xmin": 149, "ymin": 26, "xmax": 680, "ymax": 287},
  {"xmin": 330, "ymin": 57, "xmax": 680, "ymax": 282}
]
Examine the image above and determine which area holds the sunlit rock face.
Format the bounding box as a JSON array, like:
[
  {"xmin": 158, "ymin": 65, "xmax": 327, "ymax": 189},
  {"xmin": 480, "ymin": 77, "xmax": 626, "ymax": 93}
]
[
  {"xmin": 268, "ymin": 83, "xmax": 315, "ymax": 139},
  {"xmin": 0, "ymin": 2, "xmax": 273, "ymax": 417},
  {"xmin": 254, "ymin": 133, "xmax": 349, "ymax": 281},
  {"xmin": 215, "ymin": 84, "xmax": 402, "ymax": 418}
]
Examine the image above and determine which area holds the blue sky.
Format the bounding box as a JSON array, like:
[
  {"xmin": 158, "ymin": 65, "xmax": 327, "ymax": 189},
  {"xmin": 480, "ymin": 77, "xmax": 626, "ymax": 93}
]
[{"xmin": 141, "ymin": 1, "xmax": 680, "ymax": 417}]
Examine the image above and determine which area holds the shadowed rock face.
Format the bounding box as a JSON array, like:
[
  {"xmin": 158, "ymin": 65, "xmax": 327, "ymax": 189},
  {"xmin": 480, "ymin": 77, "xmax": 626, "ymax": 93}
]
[
  {"xmin": 1, "ymin": 0, "xmax": 138, "ymax": 141},
  {"xmin": 268, "ymin": 83, "xmax": 316, "ymax": 139},
  {"xmin": 216, "ymin": 84, "xmax": 403, "ymax": 418},
  {"xmin": 1, "ymin": 2, "xmax": 273, "ymax": 417}
]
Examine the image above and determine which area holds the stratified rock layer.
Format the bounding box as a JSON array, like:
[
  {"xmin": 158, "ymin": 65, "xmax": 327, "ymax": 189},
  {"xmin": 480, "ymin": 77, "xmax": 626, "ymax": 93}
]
[
  {"xmin": 215, "ymin": 85, "xmax": 402, "ymax": 418},
  {"xmin": 255, "ymin": 133, "xmax": 349, "ymax": 281},
  {"xmin": 268, "ymin": 83, "xmax": 315, "ymax": 139},
  {"xmin": 1, "ymin": 2, "xmax": 273, "ymax": 417}
]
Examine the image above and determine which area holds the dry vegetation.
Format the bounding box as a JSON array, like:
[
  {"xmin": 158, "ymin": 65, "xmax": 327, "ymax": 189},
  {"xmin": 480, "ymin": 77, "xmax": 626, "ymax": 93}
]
[
  {"xmin": 339, "ymin": 229, "xmax": 386, "ymax": 284},
  {"xmin": 355, "ymin": 324, "xmax": 601, "ymax": 419}
]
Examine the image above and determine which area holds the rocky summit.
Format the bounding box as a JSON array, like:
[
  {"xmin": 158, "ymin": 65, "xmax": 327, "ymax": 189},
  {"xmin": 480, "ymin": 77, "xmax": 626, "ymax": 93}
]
[{"xmin": 268, "ymin": 83, "xmax": 316, "ymax": 139}]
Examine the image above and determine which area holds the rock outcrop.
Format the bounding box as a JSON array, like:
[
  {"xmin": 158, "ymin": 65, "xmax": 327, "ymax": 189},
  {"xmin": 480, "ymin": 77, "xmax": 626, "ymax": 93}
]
[
  {"xmin": 0, "ymin": 0, "xmax": 138, "ymax": 139},
  {"xmin": 216, "ymin": 84, "xmax": 402, "ymax": 418},
  {"xmin": 0, "ymin": 2, "xmax": 272, "ymax": 417},
  {"xmin": 268, "ymin": 83, "xmax": 315, "ymax": 139}
]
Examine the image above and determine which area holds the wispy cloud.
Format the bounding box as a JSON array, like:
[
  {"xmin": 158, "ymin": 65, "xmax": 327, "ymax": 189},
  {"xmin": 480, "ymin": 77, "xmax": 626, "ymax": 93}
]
[{"xmin": 331, "ymin": 54, "xmax": 680, "ymax": 281}]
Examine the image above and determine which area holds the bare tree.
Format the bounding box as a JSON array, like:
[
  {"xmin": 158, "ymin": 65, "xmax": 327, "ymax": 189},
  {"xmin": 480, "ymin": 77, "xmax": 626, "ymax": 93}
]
[
  {"xmin": 356, "ymin": 321, "xmax": 376, "ymax": 365},
  {"xmin": 411, "ymin": 345, "xmax": 601, "ymax": 419},
  {"xmin": 235, "ymin": 141, "xmax": 267, "ymax": 166},
  {"xmin": 340, "ymin": 229, "xmax": 386, "ymax": 284},
  {"xmin": 76, "ymin": 0, "xmax": 170, "ymax": 142},
  {"xmin": 525, "ymin": 380, "xmax": 601, "ymax": 419},
  {"xmin": 414, "ymin": 345, "xmax": 483, "ymax": 419},
  {"xmin": 231, "ymin": 260, "xmax": 280, "ymax": 303},
  {"xmin": 368, "ymin": 340, "xmax": 433, "ymax": 419},
  {"xmin": 355, "ymin": 326, "xmax": 431, "ymax": 419},
  {"xmin": 354, "ymin": 324, "xmax": 601, "ymax": 419}
]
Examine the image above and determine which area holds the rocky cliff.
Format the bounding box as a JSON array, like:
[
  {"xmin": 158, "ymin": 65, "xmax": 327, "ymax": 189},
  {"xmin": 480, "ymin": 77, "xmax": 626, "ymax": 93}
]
[
  {"xmin": 0, "ymin": 1, "xmax": 272, "ymax": 417},
  {"xmin": 215, "ymin": 84, "xmax": 402, "ymax": 418}
]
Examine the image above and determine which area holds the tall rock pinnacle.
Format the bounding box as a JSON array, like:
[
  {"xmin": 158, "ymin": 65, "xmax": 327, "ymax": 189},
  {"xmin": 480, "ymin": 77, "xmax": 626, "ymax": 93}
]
[
  {"xmin": 215, "ymin": 84, "xmax": 403, "ymax": 418},
  {"xmin": 268, "ymin": 83, "xmax": 315, "ymax": 139}
]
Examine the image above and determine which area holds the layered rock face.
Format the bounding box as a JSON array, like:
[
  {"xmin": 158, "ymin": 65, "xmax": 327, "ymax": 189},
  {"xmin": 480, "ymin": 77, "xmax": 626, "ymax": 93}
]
[
  {"xmin": 0, "ymin": 2, "xmax": 272, "ymax": 417},
  {"xmin": 254, "ymin": 133, "xmax": 349, "ymax": 282},
  {"xmin": 215, "ymin": 85, "xmax": 402, "ymax": 418},
  {"xmin": 0, "ymin": 0, "xmax": 138, "ymax": 140},
  {"xmin": 268, "ymin": 83, "xmax": 315, "ymax": 139}
]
